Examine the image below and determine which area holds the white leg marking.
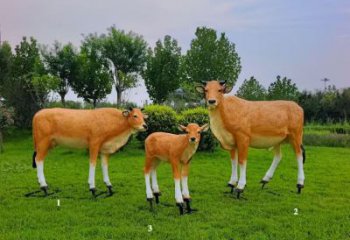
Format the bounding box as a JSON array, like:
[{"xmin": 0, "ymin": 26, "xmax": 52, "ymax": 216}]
[
  {"xmin": 88, "ymin": 163, "xmax": 96, "ymax": 189},
  {"xmin": 145, "ymin": 173, "xmax": 153, "ymax": 199},
  {"xmin": 229, "ymin": 152, "xmax": 238, "ymax": 185},
  {"xmin": 181, "ymin": 176, "xmax": 190, "ymax": 198},
  {"xmin": 151, "ymin": 170, "xmax": 159, "ymax": 193},
  {"xmin": 297, "ymin": 155, "xmax": 305, "ymax": 185},
  {"xmin": 174, "ymin": 179, "xmax": 183, "ymax": 203},
  {"xmin": 101, "ymin": 155, "xmax": 111, "ymax": 186},
  {"xmin": 36, "ymin": 161, "xmax": 47, "ymax": 187},
  {"xmin": 263, "ymin": 152, "xmax": 282, "ymax": 181},
  {"xmin": 237, "ymin": 161, "xmax": 247, "ymax": 190}
]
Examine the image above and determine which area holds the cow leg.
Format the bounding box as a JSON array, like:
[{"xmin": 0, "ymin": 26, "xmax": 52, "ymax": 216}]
[
  {"xmin": 228, "ymin": 149, "xmax": 238, "ymax": 192},
  {"xmin": 291, "ymin": 139, "xmax": 305, "ymax": 193},
  {"xmin": 181, "ymin": 163, "xmax": 190, "ymax": 199},
  {"xmin": 236, "ymin": 139, "xmax": 249, "ymax": 198},
  {"xmin": 35, "ymin": 139, "xmax": 50, "ymax": 195},
  {"xmin": 261, "ymin": 145, "xmax": 282, "ymax": 188},
  {"xmin": 101, "ymin": 154, "xmax": 113, "ymax": 195},
  {"xmin": 88, "ymin": 145, "xmax": 99, "ymax": 197}
]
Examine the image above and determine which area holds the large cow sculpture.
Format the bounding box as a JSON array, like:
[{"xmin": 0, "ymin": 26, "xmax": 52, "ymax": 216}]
[
  {"xmin": 32, "ymin": 107, "xmax": 147, "ymax": 196},
  {"xmin": 196, "ymin": 80, "xmax": 305, "ymax": 197}
]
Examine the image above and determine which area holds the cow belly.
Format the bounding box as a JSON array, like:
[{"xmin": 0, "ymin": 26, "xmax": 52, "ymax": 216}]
[
  {"xmin": 53, "ymin": 136, "xmax": 88, "ymax": 149},
  {"xmin": 101, "ymin": 136, "xmax": 130, "ymax": 154},
  {"xmin": 250, "ymin": 135, "xmax": 286, "ymax": 149}
]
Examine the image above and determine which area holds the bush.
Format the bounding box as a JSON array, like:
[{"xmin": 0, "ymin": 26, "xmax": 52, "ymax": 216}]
[
  {"xmin": 179, "ymin": 107, "xmax": 217, "ymax": 151},
  {"xmin": 0, "ymin": 102, "xmax": 15, "ymax": 152},
  {"xmin": 303, "ymin": 133, "xmax": 350, "ymax": 148},
  {"xmin": 136, "ymin": 104, "xmax": 178, "ymax": 142},
  {"xmin": 46, "ymin": 100, "xmax": 82, "ymax": 109}
]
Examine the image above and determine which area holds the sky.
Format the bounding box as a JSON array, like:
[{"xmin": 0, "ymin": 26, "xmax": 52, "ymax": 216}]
[{"xmin": 0, "ymin": 0, "xmax": 349, "ymax": 105}]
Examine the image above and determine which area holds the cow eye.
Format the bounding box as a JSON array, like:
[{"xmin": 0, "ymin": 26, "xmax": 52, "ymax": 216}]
[
  {"xmin": 204, "ymin": 89, "xmax": 208, "ymax": 92},
  {"xmin": 218, "ymin": 89, "xmax": 222, "ymax": 92},
  {"xmin": 133, "ymin": 115, "xmax": 138, "ymax": 118}
]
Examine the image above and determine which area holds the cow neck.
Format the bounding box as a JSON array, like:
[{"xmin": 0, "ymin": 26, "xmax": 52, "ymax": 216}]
[{"xmin": 108, "ymin": 115, "xmax": 134, "ymax": 139}]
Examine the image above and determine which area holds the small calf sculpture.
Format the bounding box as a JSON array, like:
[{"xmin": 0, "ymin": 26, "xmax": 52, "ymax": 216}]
[{"xmin": 144, "ymin": 123, "xmax": 209, "ymax": 215}]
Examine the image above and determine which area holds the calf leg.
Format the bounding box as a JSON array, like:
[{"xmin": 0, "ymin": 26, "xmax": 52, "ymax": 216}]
[
  {"xmin": 261, "ymin": 145, "xmax": 282, "ymax": 188},
  {"xmin": 228, "ymin": 149, "xmax": 238, "ymax": 192},
  {"xmin": 101, "ymin": 154, "xmax": 113, "ymax": 195},
  {"xmin": 181, "ymin": 163, "xmax": 190, "ymax": 199},
  {"xmin": 144, "ymin": 155, "xmax": 154, "ymax": 202},
  {"xmin": 172, "ymin": 161, "xmax": 184, "ymax": 215},
  {"xmin": 236, "ymin": 139, "xmax": 249, "ymax": 198}
]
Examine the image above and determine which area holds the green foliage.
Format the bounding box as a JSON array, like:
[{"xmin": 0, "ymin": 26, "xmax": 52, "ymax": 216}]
[
  {"xmin": 1, "ymin": 131, "xmax": 350, "ymax": 239},
  {"xmin": 267, "ymin": 75, "xmax": 299, "ymax": 101},
  {"xmin": 236, "ymin": 76, "xmax": 266, "ymax": 100},
  {"xmin": 70, "ymin": 35, "xmax": 113, "ymax": 107},
  {"xmin": 2, "ymin": 37, "xmax": 47, "ymax": 127},
  {"xmin": 102, "ymin": 26, "xmax": 148, "ymax": 105},
  {"xmin": 0, "ymin": 42, "xmax": 13, "ymax": 94},
  {"xmin": 31, "ymin": 74, "xmax": 60, "ymax": 108},
  {"xmin": 0, "ymin": 101, "xmax": 14, "ymax": 152},
  {"xmin": 136, "ymin": 104, "xmax": 178, "ymax": 142},
  {"xmin": 303, "ymin": 134, "xmax": 350, "ymax": 147},
  {"xmin": 143, "ymin": 35, "xmax": 182, "ymax": 103},
  {"xmin": 179, "ymin": 107, "xmax": 217, "ymax": 151},
  {"xmin": 182, "ymin": 27, "xmax": 241, "ymax": 93},
  {"xmin": 46, "ymin": 100, "xmax": 82, "ymax": 109},
  {"xmin": 42, "ymin": 41, "xmax": 78, "ymax": 105}
]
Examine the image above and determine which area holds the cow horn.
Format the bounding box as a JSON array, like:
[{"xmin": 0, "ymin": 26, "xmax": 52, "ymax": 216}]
[{"xmin": 128, "ymin": 107, "xmax": 133, "ymax": 111}]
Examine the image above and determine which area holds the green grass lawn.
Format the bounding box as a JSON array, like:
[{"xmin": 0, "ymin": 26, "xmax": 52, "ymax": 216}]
[{"xmin": 1, "ymin": 130, "xmax": 350, "ymax": 240}]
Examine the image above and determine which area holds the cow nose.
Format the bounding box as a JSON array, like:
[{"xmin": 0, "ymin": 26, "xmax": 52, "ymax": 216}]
[
  {"xmin": 208, "ymin": 99, "xmax": 216, "ymax": 105},
  {"xmin": 143, "ymin": 124, "xmax": 148, "ymax": 130},
  {"xmin": 190, "ymin": 137, "xmax": 196, "ymax": 142}
]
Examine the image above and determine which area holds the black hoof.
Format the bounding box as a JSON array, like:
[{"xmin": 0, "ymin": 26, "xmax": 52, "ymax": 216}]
[
  {"xmin": 235, "ymin": 188, "xmax": 244, "ymax": 199},
  {"xmin": 107, "ymin": 185, "xmax": 113, "ymax": 195},
  {"xmin": 260, "ymin": 180, "xmax": 269, "ymax": 189},
  {"xmin": 227, "ymin": 183, "xmax": 235, "ymax": 193},
  {"xmin": 153, "ymin": 192, "xmax": 161, "ymax": 204},
  {"xmin": 90, "ymin": 188, "xmax": 96, "ymax": 197},
  {"xmin": 40, "ymin": 186, "xmax": 48, "ymax": 196},
  {"xmin": 147, "ymin": 198, "xmax": 154, "ymax": 210},
  {"xmin": 296, "ymin": 184, "xmax": 304, "ymax": 194},
  {"xmin": 184, "ymin": 198, "xmax": 196, "ymax": 214},
  {"xmin": 176, "ymin": 203, "xmax": 184, "ymax": 215}
]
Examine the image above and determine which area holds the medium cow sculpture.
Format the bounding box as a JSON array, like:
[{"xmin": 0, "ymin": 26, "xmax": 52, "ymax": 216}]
[
  {"xmin": 196, "ymin": 80, "xmax": 305, "ymax": 197},
  {"xmin": 32, "ymin": 107, "xmax": 147, "ymax": 196},
  {"xmin": 144, "ymin": 123, "xmax": 209, "ymax": 215}
]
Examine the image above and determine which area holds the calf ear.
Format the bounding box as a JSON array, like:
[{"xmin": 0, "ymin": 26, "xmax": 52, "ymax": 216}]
[
  {"xmin": 122, "ymin": 110, "xmax": 130, "ymax": 117},
  {"xmin": 223, "ymin": 84, "xmax": 233, "ymax": 94},
  {"xmin": 178, "ymin": 125, "xmax": 187, "ymax": 132},
  {"xmin": 200, "ymin": 123, "xmax": 210, "ymax": 132},
  {"xmin": 195, "ymin": 84, "xmax": 204, "ymax": 94},
  {"xmin": 143, "ymin": 114, "xmax": 149, "ymax": 119}
]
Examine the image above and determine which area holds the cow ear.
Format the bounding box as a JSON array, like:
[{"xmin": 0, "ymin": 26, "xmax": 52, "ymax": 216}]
[
  {"xmin": 178, "ymin": 125, "xmax": 186, "ymax": 132},
  {"xmin": 122, "ymin": 110, "xmax": 130, "ymax": 117},
  {"xmin": 200, "ymin": 123, "xmax": 209, "ymax": 132},
  {"xmin": 143, "ymin": 114, "xmax": 148, "ymax": 119},
  {"xmin": 223, "ymin": 84, "xmax": 233, "ymax": 94},
  {"xmin": 195, "ymin": 84, "xmax": 204, "ymax": 94}
]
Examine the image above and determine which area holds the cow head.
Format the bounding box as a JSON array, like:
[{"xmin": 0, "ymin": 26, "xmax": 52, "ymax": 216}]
[
  {"xmin": 178, "ymin": 123, "xmax": 209, "ymax": 144},
  {"xmin": 122, "ymin": 107, "xmax": 148, "ymax": 132},
  {"xmin": 195, "ymin": 80, "xmax": 233, "ymax": 109}
]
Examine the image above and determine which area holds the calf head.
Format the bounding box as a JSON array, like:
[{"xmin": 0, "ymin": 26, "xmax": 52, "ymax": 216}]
[
  {"xmin": 195, "ymin": 80, "xmax": 233, "ymax": 109},
  {"xmin": 178, "ymin": 123, "xmax": 209, "ymax": 144},
  {"xmin": 123, "ymin": 108, "xmax": 148, "ymax": 132}
]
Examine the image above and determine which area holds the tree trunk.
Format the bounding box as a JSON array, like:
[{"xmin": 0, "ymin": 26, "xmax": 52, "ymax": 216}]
[
  {"xmin": 93, "ymin": 99, "xmax": 97, "ymax": 108},
  {"xmin": 60, "ymin": 93, "xmax": 66, "ymax": 107},
  {"xmin": 116, "ymin": 87, "xmax": 122, "ymax": 107}
]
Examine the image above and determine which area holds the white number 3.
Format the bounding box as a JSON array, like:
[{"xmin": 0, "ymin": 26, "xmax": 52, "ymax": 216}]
[
  {"xmin": 294, "ymin": 208, "xmax": 299, "ymax": 215},
  {"xmin": 148, "ymin": 225, "xmax": 153, "ymax": 232}
]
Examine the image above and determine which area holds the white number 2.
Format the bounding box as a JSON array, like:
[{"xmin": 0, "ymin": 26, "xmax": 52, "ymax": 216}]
[
  {"xmin": 294, "ymin": 208, "xmax": 298, "ymax": 215},
  {"xmin": 148, "ymin": 225, "xmax": 153, "ymax": 232}
]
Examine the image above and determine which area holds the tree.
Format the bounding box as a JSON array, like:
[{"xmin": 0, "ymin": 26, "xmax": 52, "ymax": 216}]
[
  {"xmin": 0, "ymin": 42, "xmax": 13, "ymax": 95},
  {"xmin": 0, "ymin": 100, "xmax": 14, "ymax": 152},
  {"xmin": 102, "ymin": 26, "xmax": 147, "ymax": 106},
  {"xmin": 236, "ymin": 76, "xmax": 266, "ymax": 100},
  {"xmin": 182, "ymin": 27, "xmax": 241, "ymax": 90},
  {"xmin": 70, "ymin": 35, "xmax": 113, "ymax": 107},
  {"xmin": 267, "ymin": 75, "xmax": 299, "ymax": 101},
  {"xmin": 3, "ymin": 37, "xmax": 54, "ymax": 127},
  {"xmin": 143, "ymin": 35, "xmax": 182, "ymax": 103},
  {"xmin": 42, "ymin": 41, "xmax": 77, "ymax": 106}
]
